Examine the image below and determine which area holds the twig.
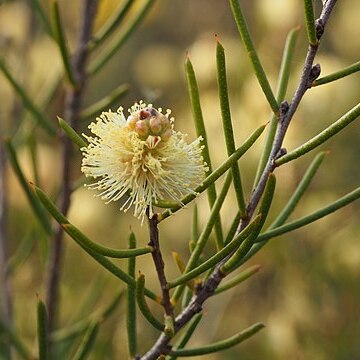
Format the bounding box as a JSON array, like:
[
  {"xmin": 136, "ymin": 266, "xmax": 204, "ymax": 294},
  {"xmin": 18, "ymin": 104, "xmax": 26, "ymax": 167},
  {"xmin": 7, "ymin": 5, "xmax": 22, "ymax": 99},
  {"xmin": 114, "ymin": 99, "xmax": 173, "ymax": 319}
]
[
  {"xmin": 139, "ymin": 1, "xmax": 338, "ymax": 358},
  {"xmin": 0, "ymin": 139, "xmax": 12, "ymax": 359},
  {"xmin": 147, "ymin": 213, "xmax": 174, "ymax": 319},
  {"xmin": 45, "ymin": 0, "xmax": 98, "ymax": 338}
]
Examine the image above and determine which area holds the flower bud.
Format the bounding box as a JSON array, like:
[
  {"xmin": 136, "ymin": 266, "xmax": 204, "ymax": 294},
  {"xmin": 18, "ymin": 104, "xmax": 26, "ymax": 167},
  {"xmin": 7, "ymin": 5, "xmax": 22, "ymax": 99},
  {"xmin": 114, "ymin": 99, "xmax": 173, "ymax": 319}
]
[
  {"xmin": 149, "ymin": 116, "xmax": 162, "ymax": 135},
  {"xmin": 135, "ymin": 120, "xmax": 150, "ymax": 138}
]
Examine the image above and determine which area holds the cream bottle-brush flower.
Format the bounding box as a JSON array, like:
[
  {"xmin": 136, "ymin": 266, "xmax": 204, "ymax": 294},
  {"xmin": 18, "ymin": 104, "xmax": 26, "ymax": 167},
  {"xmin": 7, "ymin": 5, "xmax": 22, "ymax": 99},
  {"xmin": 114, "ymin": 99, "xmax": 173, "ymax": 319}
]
[{"xmin": 81, "ymin": 102, "xmax": 208, "ymax": 222}]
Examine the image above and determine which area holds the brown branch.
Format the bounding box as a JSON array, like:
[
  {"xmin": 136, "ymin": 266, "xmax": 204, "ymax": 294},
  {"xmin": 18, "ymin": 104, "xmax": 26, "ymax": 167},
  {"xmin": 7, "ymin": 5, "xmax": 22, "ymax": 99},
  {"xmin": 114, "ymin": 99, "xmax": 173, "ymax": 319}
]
[
  {"xmin": 45, "ymin": 0, "xmax": 98, "ymax": 338},
  {"xmin": 0, "ymin": 139, "xmax": 12, "ymax": 359},
  {"xmin": 147, "ymin": 213, "xmax": 174, "ymax": 319},
  {"xmin": 139, "ymin": 1, "xmax": 338, "ymax": 358}
]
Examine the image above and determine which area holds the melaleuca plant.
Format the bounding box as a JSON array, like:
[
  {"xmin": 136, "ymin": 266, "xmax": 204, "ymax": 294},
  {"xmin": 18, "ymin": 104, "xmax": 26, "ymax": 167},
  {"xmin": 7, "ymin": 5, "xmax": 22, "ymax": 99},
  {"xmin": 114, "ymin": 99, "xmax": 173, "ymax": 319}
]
[{"xmin": 1, "ymin": 0, "xmax": 359, "ymax": 359}]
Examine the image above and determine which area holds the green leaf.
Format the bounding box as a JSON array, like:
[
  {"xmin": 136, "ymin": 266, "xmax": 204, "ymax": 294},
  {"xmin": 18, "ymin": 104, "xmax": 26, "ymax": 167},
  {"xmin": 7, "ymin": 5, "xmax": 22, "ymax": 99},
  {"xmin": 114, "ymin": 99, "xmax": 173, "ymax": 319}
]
[
  {"xmin": 37, "ymin": 299, "xmax": 49, "ymax": 360},
  {"xmin": 170, "ymin": 172, "xmax": 233, "ymax": 295},
  {"xmin": 89, "ymin": 0, "xmax": 133, "ymax": 50},
  {"xmin": 257, "ymin": 185, "xmax": 360, "ymax": 243},
  {"xmin": 276, "ymin": 102, "xmax": 360, "ymax": 165},
  {"xmin": 33, "ymin": 184, "xmax": 152, "ymax": 258},
  {"xmin": 253, "ymin": 26, "xmax": 300, "ymax": 186},
  {"xmin": 5, "ymin": 141, "xmax": 52, "ymax": 234},
  {"xmin": 272, "ymin": 151, "xmax": 327, "ymax": 228},
  {"xmin": 7, "ymin": 230, "xmax": 37, "ymax": 274},
  {"xmin": 12, "ymin": 71, "xmax": 62, "ymax": 146},
  {"xmin": 89, "ymin": 0, "xmax": 156, "ymax": 75},
  {"xmin": 28, "ymin": 132, "xmax": 41, "ymax": 186},
  {"xmin": 0, "ymin": 60, "xmax": 56, "ymax": 136},
  {"xmin": 243, "ymin": 152, "xmax": 327, "ymax": 264},
  {"xmin": 169, "ymin": 322, "xmax": 265, "ymax": 357},
  {"xmin": 79, "ymin": 84, "xmax": 130, "ymax": 122},
  {"xmin": 167, "ymin": 214, "xmax": 261, "ymax": 289},
  {"xmin": 136, "ymin": 273, "xmax": 164, "ymax": 331},
  {"xmin": 222, "ymin": 173, "xmax": 276, "ymax": 273},
  {"xmin": 224, "ymin": 211, "xmax": 242, "ymax": 246},
  {"xmin": 34, "ymin": 185, "xmax": 159, "ymax": 302},
  {"xmin": 312, "ymin": 60, "xmax": 360, "ymax": 86},
  {"xmin": 229, "ymin": 0, "xmax": 278, "ymax": 114},
  {"xmin": 215, "ymin": 264, "xmax": 261, "ymax": 295},
  {"xmin": 216, "ymin": 38, "xmax": 246, "ymax": 216},
  {"xmin": 58, "ymin": 117, "xmax": 87, "ymax": 149},
  {"xmin": 126, "ymin": 232, "xmax": 137, "ymax": 357},
  {"xmin": 51, "ymin": 290, "xmax": 124, "ymax": 342},
  {"xmin": 31, "ymin": 0, "xmax": 53, "ymax": 37},
  {"xmin": 192, "ymin": 204, "xmax": 199, "ymax": 244},
  {"xmin": 70, "ymin": 321, "xmax": 99, "ymax": 360},
  {"xmin": 303, "ymin": 0, "xmax": 318, "ymax": 46},
  {"xmin": 168, "ymin": 314, "xmax": 202, "ymax": 360},
  {"xmin": 158, "ymin": 123, "xmax": 266, "ymax": 220},
  {"xmin": 51, "ymin": 1, "xmax": 77, "ymax": 87},
  {"xmin": 164, "ymin": 315, "xmax": 175, "ymax": 338},
  {"xmin": 185, "ymin": 56, "xmax": 224, "ymax": 248},
  {"xmin": 63, "ymin": 223, "xmax": 153, "ymax": 258},
  {"xmin": 0, "ymin": 319, "xmax": 32, "ymax": 360}
]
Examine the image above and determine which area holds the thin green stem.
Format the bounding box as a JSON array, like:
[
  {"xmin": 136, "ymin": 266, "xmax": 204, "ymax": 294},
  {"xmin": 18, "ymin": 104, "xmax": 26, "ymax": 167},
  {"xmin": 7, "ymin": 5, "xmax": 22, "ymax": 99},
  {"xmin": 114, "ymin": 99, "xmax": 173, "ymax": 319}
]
[
  {"xmin": 304, "ymin": 0, "xmax": 318, "ymax": 46},
  {"xmin": 51, "ymin": 1, "xmax": 78, "ymax": 87},
  {"xmin": 185, "ymin": 56, "xmax": 224, "ymax": 248},
  {"xmin": 312, "ymin": 60, "xmax": 360, "ymax": 86},
  {"xmin": 253, "ymin": 26, "xmax": 300, "ymax": 186},
  {"xmin": 216, "ymin": 38, "xmax": 246, "ymax": 216},
  {"xmin": 169, "ymin": 323, "xmax": 265, "ymax": 357},
  {"xmin": 229, "ymin": 0, "xmax": 278, "ymax": 114},
  {"xmin": 276, "ymin": 102, "xmax": 360, "ymax": 165}
]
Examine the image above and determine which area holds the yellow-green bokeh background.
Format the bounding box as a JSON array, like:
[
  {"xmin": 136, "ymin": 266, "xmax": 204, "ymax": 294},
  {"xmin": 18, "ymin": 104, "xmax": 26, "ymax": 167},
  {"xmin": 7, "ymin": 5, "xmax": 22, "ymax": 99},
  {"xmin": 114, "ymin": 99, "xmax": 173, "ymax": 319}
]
[{"xmin": 1, "ymin": 0, "xmax": 360, "ymax": 359}]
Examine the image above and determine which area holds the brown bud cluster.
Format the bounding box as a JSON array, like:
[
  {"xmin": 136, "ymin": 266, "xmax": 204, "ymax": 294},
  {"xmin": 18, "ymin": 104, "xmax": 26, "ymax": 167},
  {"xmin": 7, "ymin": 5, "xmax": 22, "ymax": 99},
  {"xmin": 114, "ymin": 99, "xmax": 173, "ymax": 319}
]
[{"xmin": 127, "ymin": 107, "xmax": 173, "ymax": 141}]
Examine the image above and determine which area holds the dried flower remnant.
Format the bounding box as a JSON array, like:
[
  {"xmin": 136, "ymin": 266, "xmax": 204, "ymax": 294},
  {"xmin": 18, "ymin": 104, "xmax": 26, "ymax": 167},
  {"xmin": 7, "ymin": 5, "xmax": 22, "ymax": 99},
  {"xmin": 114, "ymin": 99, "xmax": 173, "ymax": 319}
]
[{"xmin": 81, "ymin": 102, "xmax": 207, "ymax": 222}]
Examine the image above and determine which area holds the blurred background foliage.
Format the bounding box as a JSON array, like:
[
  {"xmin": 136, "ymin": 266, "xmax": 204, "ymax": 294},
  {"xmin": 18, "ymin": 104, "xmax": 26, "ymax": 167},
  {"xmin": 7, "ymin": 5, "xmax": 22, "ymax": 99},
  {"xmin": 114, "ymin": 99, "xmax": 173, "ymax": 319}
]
[{"xmin": 0, "ymin": 0, "xmax": 359, "ymax": 359}]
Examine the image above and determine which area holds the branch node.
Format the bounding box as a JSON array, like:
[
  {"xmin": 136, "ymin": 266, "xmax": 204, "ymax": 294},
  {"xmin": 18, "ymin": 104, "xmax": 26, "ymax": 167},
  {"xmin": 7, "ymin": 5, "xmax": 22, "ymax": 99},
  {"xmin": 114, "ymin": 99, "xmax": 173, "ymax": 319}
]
[
  {"xmin": 275, "ymin": 148, "xmax": 287, "ymax": 162},
  {"xmin": 279, "ymin": 100, "xmax": 289, "ymax": 118},
  {"xmin": 315, "ymin": 18, "xmax": 325, "ymax": 40},
  {"xmin": 309, "ymin": 63, "xmax": 321, "ymax": 85}
]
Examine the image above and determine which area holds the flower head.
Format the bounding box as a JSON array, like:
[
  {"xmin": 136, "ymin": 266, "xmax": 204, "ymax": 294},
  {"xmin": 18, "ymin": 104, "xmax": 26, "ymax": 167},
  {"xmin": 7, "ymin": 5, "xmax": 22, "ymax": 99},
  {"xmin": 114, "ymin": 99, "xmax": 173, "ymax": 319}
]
[{"xmin": 81, "ymin": 101, "xmax": 207, "ymax": 222}]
